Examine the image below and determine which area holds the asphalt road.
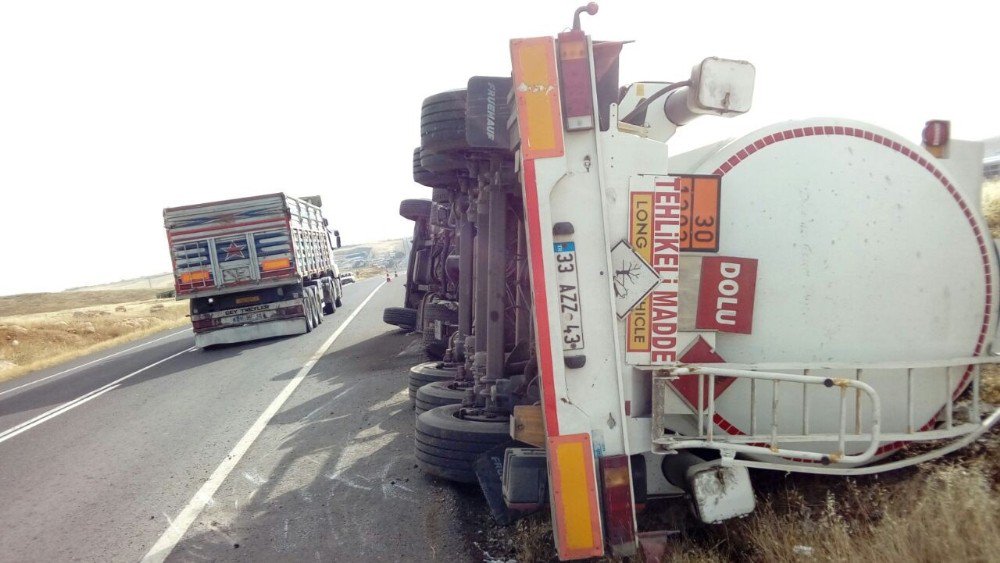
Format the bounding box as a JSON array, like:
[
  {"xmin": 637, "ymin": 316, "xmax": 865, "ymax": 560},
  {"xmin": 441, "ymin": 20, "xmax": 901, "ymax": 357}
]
[{"xmin": 0, "ymin": 277, "xmax": 484, "ymax": 562}]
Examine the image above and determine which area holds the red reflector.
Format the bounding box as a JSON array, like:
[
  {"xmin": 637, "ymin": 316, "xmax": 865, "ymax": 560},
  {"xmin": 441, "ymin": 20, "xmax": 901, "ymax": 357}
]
[
  {"xmin": 922, "ymin": 120, "xmax": 950, "ymax": 147},
  {"xmin": 557, "ymin": 30, "xmax": 595, "ymax": 131},
  {"xmin": 191, "ymin": 317, "xmax": 217, "ymax": 331},
  {"xmin": 599, "ymin": 455, "xmax": 637, "ymax": 556}
]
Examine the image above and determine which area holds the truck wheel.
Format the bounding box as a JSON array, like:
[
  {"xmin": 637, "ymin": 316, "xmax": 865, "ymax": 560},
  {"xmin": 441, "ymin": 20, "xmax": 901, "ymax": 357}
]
[
  {"xmin": 334, "ymin": 282, "xmax": 343, "ymax": 308},
  {"xmin": 414, "ymin": 404, "xmax": 510, "ymax": 483},
  {"xmin": 414, "ymin": 380, "xmax": 469, "ymax": 414},
  {"xmin": 408, "ymin": 361, "xmax": 456, "ymax": 403},
  {"xmin": 383, "ymin": 307, "xmax": 417, "ymax": 330},
  {"xmin": 322, "ymin": 278, "xmax": 336, "ymax": 314},
  {"xmin": 420, "ymin": 90, "xmax": 468, "ymax": 155},
  {"xmin": 399, "ymin": 199, "xmax": 432, "ymax": 222},
  {"xmin": 304, "ymin": 300, "xmax": 314, "ymax": 333},
  {"xmin": 431, "ymin": 187, "xmax": 451, "ymax": 203},
  {"xmin": 413, "ymin": 147, "xmax": 458, "ymax": 188},
  {"xmin": 422, "ymin": 302, "xmax": 458, "ymax": 360},
  {"xmin": 310, "ymin": 287, "xmax": 323, "ymax": 326},
  {"xmin": 421, "ymin": 151, "xmax": 467, "ymax": 174}
]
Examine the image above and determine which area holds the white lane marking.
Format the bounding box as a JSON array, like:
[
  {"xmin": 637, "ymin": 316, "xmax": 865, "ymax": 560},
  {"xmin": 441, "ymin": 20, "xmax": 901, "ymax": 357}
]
[
  {"xmin": 142, "ymin": 281, "xmax": 386, "ymax": 563},
  {"xmin": 0, "ymin": 346, "xmax": 195, "ymax": 444},
  {"xmin": 0, "ymin": 328, "xmax": 191, "ymax": 398}
]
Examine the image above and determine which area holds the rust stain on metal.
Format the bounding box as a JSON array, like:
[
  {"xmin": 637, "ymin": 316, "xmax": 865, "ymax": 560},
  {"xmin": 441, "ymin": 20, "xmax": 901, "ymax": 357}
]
[{"xmin": 833, "ymin": 378, "xmax": 852, "ymax": 388}]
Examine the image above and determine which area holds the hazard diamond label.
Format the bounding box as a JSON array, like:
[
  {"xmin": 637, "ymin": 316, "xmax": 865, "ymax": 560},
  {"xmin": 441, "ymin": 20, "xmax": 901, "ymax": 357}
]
[{"xmin": 611, "ymin": 241, "xmax": 659, "ymax": 319}]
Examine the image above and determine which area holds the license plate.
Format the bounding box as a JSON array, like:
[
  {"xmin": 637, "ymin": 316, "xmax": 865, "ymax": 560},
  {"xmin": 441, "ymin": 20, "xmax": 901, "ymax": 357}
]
[
  {"xmin": 554, "ymin": 242, "xmax": 584, "ymax": 351},
  {"xmin": 224, "ymin": 311, "xmax": 269, "ymax": 325}
]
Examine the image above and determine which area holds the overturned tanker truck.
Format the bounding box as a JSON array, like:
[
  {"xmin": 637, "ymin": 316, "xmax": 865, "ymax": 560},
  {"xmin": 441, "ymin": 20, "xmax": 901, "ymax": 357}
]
[{"xmin": 402, "ymin": 3, "xmax": 1000, "ymax": 559}]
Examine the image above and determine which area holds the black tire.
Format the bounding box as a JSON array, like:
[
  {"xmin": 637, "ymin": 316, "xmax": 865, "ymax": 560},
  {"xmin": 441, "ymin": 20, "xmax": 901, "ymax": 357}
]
[
  {"xmin": 413, "ymin": 147, "xmax": 458, "ymax": 188},
  {"xmin": 312, "ymin": 291, "xmax": 322, "ymax": 326},
  {"xmin": 420, "ymin": 90, "xmax": 468, "ymax": 154},
  {"xmin": 408, "ymin": 362, "xmax": 457, "ymax": 402},
  {"xmin": 304, "ymin": 302, "xmax": 314, "ymax": 333},
  {"xmin": 383, "ymin": 307, "xmax": 417, "ymax": 330},
  {"xmin": 415, "ymin": 380, "xmax": 468, "ymax": 414},
  {"xmin": 431, "ymin": 187, "xmax": 451, "ymax": 203},
  {"xmin": 421, "ymin": 151, "xmax": 467, "ymax": 174},
  {"xmin": 414, "ymin": 404, "xmax": 510, "ymax": 483},
  {"xmin": 319, "ymin": 279, "xmax": 335, "ymax": 315},
  {"xmin": 422, "ymin": 302, "xmax": 458, "ymax": 360},
  {"xmin": 400, "ymin": 199, "xmax": 432, "ymax": 222},
  {"xmin": 334, "ymin": 296, "xmax": 343, "ymax": 308}
]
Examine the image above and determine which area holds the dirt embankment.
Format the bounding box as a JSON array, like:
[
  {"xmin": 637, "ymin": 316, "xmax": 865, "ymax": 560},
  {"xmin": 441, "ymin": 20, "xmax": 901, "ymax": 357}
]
[{"xmin": 0, "ymin": 294, "xmax": 187, "ymax": 384}]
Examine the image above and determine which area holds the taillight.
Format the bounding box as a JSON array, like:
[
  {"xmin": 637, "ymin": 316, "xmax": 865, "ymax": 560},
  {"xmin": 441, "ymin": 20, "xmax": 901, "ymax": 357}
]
[
  {"xmin": 922, "ymin": 119, "xmax": 950, "ymax": 158},
  {"xmin": 277, "ymin": 304, "xmax": 304, "ymax": 318},
  {"xmin": 599, "ymin": 455, "xmax": 637, "ymax": 556},
  {"xmin": 557, "ymin": 29, "xmax": 595, "ymax": 131},
  {"xmin": 179, "ymin": 270, "xmax": 211, "ymax": 284},
  {"xmin": 191, "ymin": 317, "xmax": 216, "ymax": 331},
  {"xmin": 261, "ymin": 258, "xmax": 291, "ymax": 272}
]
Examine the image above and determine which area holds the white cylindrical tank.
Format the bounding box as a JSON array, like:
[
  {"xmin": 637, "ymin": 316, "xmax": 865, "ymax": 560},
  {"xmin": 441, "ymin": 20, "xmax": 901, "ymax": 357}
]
[{"xmin": 673, "ymin": 119, "xmax": 997, "ymax": 463}]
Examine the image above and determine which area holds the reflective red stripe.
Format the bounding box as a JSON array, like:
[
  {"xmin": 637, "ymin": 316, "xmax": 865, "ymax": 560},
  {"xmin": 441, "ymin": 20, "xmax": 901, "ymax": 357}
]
[{"xmin": 522, "ymin": 159, "xmax": 560, "ymax": 437}]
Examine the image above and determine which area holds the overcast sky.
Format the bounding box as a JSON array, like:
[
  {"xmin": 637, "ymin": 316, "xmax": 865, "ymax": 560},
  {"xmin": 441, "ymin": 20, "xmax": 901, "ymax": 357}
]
[{"xmin": 1, "ymin": 1, "xmax": 997, "ymax": 296}]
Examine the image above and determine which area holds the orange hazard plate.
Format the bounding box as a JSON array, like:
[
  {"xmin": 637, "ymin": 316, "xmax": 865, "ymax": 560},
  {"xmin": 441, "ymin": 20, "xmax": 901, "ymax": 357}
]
[{"xmin": 677, "ymin": 175, "xmax": 721, "ymax": 252}]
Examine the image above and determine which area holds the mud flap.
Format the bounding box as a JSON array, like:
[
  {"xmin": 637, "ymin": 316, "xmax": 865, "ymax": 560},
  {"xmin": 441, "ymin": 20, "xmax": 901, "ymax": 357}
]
[
  {"xmin": 475, "ymin": 444, "xmax": 517, "ymax": 525},
  {"xmin": 474, "ymin": 444, "xmax": 546, "ymax": 525}
]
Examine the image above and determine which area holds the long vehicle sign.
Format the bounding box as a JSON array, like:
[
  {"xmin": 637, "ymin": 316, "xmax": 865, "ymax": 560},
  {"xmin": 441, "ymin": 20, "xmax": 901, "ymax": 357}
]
[{"xmin": 626, "ymin": 176, "xmax": 687, "ymax": 365}]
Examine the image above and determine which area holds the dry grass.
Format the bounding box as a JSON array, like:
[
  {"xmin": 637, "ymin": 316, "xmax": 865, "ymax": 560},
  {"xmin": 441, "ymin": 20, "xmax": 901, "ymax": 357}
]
[
  {"xmin": 982, "ymin": 180, "xmax": 1000, "ymax": 238},
  {"xmin": 495, "ymin": 429, "xmax": 1000, "ymax": 562},
  {"xmin": 0, "ymin": 296, "xmax": 188, "ymax": 384},
  {"xmin": 0, "ymin": 289, "xmax": 167, "ymax": 317},
  {"xmin": 982, "ymin": 364, "xmax": 1000, "ymax": 405}
]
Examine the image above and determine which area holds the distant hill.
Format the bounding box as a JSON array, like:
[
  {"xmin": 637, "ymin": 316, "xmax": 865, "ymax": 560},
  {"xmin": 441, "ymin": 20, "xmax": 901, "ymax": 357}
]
[
  {"xmin": 0, "ymin": 289, "xmax": 168, "ymax": 318},
  {"xmin": 66, "ymin": 273, "xmax": 174, "ymax": 292}
]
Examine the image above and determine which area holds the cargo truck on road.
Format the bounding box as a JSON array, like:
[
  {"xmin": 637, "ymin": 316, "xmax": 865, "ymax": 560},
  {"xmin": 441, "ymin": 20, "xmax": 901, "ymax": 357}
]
[{"xmin": 164, "ymin": 193, "xmax": 343, "ymax": 348}]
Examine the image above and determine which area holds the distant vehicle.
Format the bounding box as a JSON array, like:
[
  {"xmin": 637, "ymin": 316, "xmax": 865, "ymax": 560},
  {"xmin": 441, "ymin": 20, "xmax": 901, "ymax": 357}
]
[
  {"xmin": 341, "ymin": 272, "xmax": 356, "ymax": 285},
  {"xmin": 163, "ymin": 193, "xmax": 343, "ymax": 348}
]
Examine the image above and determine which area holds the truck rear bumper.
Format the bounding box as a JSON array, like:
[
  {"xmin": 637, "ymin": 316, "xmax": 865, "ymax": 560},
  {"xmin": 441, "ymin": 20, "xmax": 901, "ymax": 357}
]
[{"xmin": 194, "ymin": 318, "xmax": 307, "ymax": 347}]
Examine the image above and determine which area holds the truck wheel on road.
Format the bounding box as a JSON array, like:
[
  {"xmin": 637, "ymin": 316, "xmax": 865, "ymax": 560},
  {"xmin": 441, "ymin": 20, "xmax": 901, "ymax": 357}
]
[
  {"xmin": 422, "ymin": 302, "xmax": 458, "ymax": 360},
  {"xmin": 408, "ymin": 361, "xmax": 457, "ymax": 403},
  {"xmin": 399, "ymin": 199, "xmax": 432, "ymax": 222},
  {"xmin": 309, "ymin": 287, "xmax": 322, "ymax": 326},
  {"xmin": 414, "ymin": 404, "xmax": 510, "ymax": 483},
  {"xmin": 334, "ymin": 281, "xmax": 343, "ymax": 308},
  {"xmin": 321, "ymin": 278, "xmax": 336, "ymax": 315},
  {"xmin": 414, "ymin": 380, "xmax": 468, "ymax": 414},
  {"xmin": 383, "ymin": 307, "xmax": 417, "ymax": 330},
  {"xmin": 304, "ymin": 301, "xmax": 314, "ymax": 333}
]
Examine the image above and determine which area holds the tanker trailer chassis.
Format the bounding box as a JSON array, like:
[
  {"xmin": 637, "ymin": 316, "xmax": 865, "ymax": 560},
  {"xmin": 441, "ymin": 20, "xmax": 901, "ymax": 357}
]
[{"xmin": 405, "ymin": 4, "xmax": 1000, "ymax": 559}]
